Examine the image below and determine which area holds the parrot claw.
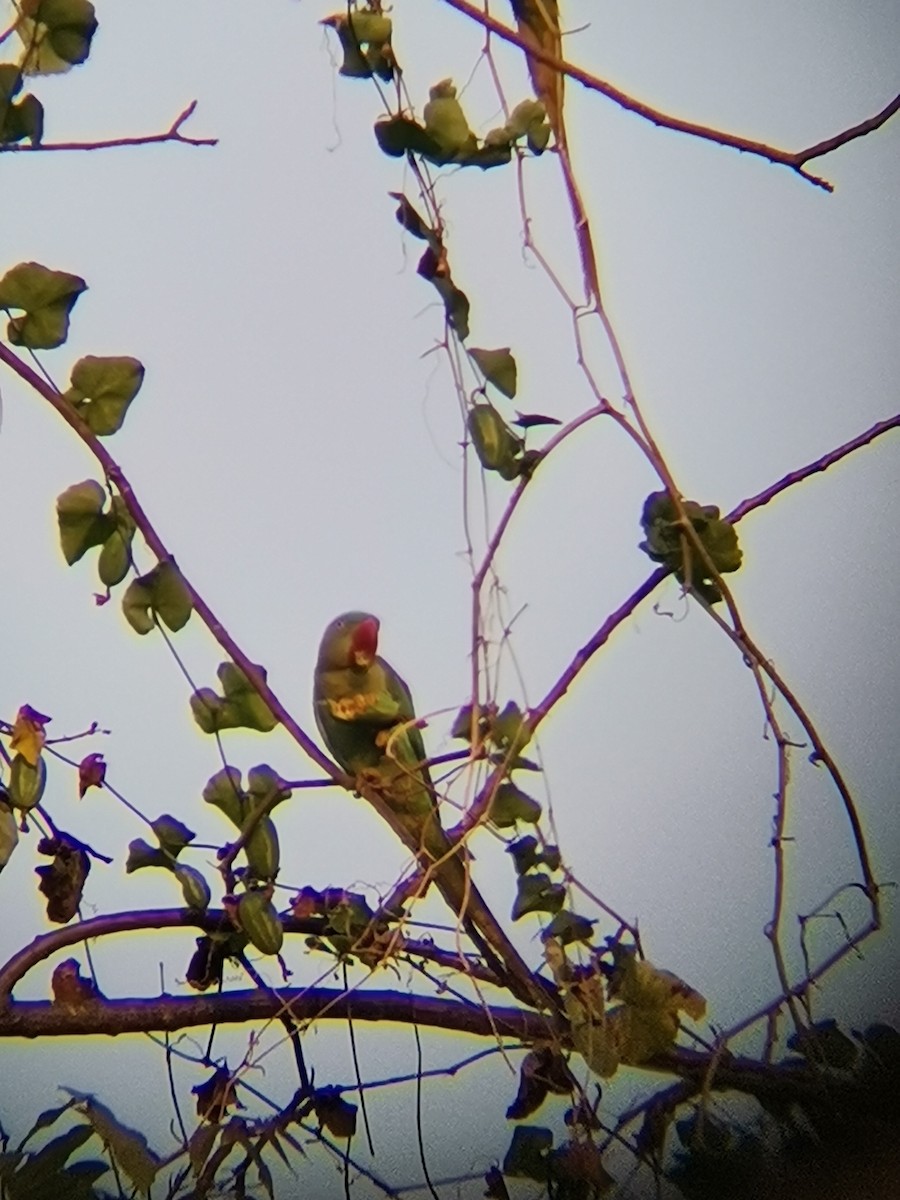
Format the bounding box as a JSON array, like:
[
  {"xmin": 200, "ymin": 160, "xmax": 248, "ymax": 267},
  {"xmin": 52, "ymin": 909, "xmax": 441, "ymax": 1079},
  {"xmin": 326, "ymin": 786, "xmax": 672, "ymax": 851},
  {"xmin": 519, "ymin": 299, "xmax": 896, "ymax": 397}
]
[{"xmin": 353, "ymin": 767, "xmax": 385, "ymax": 796}]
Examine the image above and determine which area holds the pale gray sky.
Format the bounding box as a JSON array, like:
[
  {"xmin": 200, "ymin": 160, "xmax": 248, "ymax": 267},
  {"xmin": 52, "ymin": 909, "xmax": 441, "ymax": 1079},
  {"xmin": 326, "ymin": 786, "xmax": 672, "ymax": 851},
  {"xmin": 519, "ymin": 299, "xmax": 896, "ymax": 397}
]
[{"xmin": 1, "ymin": 2, "xmax": 898, "ymax": 1194}]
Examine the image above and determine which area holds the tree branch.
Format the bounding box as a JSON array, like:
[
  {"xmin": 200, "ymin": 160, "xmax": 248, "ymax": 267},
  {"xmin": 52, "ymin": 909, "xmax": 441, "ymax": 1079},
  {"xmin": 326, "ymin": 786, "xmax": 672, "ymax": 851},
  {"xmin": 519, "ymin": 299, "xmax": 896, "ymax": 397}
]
[
  {"xmin": 0, "ymin": 339, "xmax": 338, "ymax": 781},
  {"xmin": 0, "ymin": 979, "xmax": 879, "ymax": 1125},
  {"xmin": 0, "ymin": 907, "xmax": 497, "ymax": 1002},
  {"xmin": 0, "ymin": 986, "xmax": 551, "ymax": 1039},
  {"xmin": 0, "ymin": 340, "xmax": 557, "ymax": 1009},
  {"xmin": 440, "ymin": 0, "xmax": 900, "ymax": 191},
  {"xmin": 727, "ymin": 413, "xmax": 900, "ymax": 524},
  {"xmin": 0, "ymin": 100, "xmax": 217, "ymax": 153}
]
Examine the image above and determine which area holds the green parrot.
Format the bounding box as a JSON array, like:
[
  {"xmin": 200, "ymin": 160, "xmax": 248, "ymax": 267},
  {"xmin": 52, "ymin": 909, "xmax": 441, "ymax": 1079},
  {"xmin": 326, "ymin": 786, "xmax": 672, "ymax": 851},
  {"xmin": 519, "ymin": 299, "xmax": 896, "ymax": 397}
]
[
  {"xmin": 313, "ymin": 612, "xmax": 548, "ymax": 1008},
  {"xmin": 314, "ymin": 611, "xmax": 469, "ymax": 896}
]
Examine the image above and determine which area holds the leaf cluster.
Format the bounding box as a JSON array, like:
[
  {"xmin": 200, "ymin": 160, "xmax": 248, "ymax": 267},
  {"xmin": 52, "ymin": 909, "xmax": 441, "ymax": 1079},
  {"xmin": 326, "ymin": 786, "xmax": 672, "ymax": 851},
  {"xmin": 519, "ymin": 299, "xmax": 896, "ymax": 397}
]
[
  {"xmin": 126, "ymin": 814, "xmax": 211, "ymax": 911},
  {"xmin": 376, "ymin": 84, "xmax": 550, "ymax": 170},
  {"xmin": 321, "ymin": 8, "xmax": 394, "ymax": 82},
  {"xmin": 0, "ymin": 0, "xmax": 99, "ymax": 147},
  {"xmin": 203, "ymin": 764, "xmax": 289, "ymax": 883},
  {"xmin": 640, "ymin": 490, "xmax": 742, "ymax": 603},
  {"xmin": 0, "ymin": 1088, "xmax": 157, "ymax": 1200},
  {"xmin": 392, "ymin": 192, "xmax": 471, "ymax": 338},
  {"xmin": 291, "ymin": 885, "xmax": 381, "ymax": 961},
  {"xmin": 190, "ymin": 663, "xmax": 277, "ymax": 734},
  {"xmin": 389, "ymin": 199, "xmax": 554, "ymax": 481}
]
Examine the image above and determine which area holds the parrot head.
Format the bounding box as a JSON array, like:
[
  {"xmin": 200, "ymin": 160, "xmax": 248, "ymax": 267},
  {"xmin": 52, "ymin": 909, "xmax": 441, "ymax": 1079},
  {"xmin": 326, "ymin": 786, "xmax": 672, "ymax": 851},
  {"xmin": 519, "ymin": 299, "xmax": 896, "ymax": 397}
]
[{"xmin": 316, "ymin": 612, "xmax": 380, "ymax": 671}]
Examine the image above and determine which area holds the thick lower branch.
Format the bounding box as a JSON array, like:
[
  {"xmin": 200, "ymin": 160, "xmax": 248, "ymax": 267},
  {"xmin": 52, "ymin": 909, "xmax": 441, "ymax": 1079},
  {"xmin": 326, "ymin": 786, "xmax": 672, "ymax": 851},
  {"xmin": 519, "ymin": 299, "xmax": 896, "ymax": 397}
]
[
  {"xmin": 0, "ymin": 985, "xmax": 874, "ymax": 1124},
  {"xmin": 0, "ymin": 987, "xmax": 551, "ymax": 1040}
]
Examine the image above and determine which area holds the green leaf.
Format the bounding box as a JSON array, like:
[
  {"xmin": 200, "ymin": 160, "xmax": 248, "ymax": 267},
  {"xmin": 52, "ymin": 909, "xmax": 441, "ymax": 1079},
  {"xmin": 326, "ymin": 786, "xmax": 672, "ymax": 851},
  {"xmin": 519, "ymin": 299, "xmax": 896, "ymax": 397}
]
[
  {"xmin": 374, "ymin": 115, "xmax": 442, "ymax": 160},
  {"xmin": 507, "ymin": 836, "xmax": 560, "ymax": 875},
  {"xmin": 64, "ymin": 1092, "xmax": 160, "ymax": 1195},
  {"xmin": 246, "ymin": 764, "xmax": 291, "ymax": 809},
  {"xmin": 491, "ymin": 701, "xmax": 533, "ymax": 757},
  {"xmin": 490, "ymin": 782, "xmax": 542, "ymax": 828},
  {"xmin": 507, "ymin": 99, "xmax": 547, "ymax": 139},
  {"xmin": 8, "ymin": 753, "xmax": 47, "ymax": 810},
  {"xmin": 96, "ymin": 497, "xmax": 136, "ymax": 586},
  {"xmin": 416, "ymin": 244, "xmax": 471, "ymax": 339},
  {"xmin": 323, "ymin": 10, "xmax": 393, "ymax": 81},
  {"xmin": 540, "ymin": 844, "xmax": 561, "ymax": 871},
  {"xmin": 639, "ymin": 491, "xmax": 742, "ymax": 603},
  {"xmin": 560, "ymin": 972, "xmax": 619, "ymax": 1079},
  {"xmin": 0, "ymin": 64, "xmax": 23, "ymax": 102},
  {"xmin": 527, "ymin": 122, "xmax": 551, "ymax": 153},
  {"xmin": 0, "ymin": 67, "xmax": 43, "ymax": 146},
  {"xmin": 56, "ymin": 484, "xmax": 133, "ymax": 585},
  {"xmin": 63, "ymin": 355, "xmax": 144, "ymax": 436},
  {"xmin": 190, "ymin": 688, "xmax": 229, "ymax": 734},
  {"xmin": 513, "ymin": 411, "xmax": 561, "ymax": 429},
  {"xmin": 508, "ymin": 98, "xmax": 552, "ymax": 154},
  {"xmin": 18, "ymin": 1099, "xmax": 79, "ymax": 1148},
  {"xmin": 6, "ymin": 1126, "xmax": 94, "ymax": 1196},
  {"xmin": 56, "ymin": 480, "xmax": 112, "ymax": 565},
  {"xmin": 479, "ymin": 99, "xmax": 550, "ymax": 162},
  {"xmin": 542, "ymin": 910, "xmax": 596, "ymax": 945},
  {"xmin": 700, "ymin": 509, "xmax": 743, "ymax": 573},
  {"xmin": 0, "ymin": 261, "xmax": 86, "ymax": 348},
  {"xmin": 122, "ymin": 561, "xmax": 192, "ymax": 634},
  {"xmin": 458, "ymin": 141, "xmax": 514, "ymax": 170},
  {"xmin": 187, "ymin": 1123, "xmax": 219, "ymax": 1176},
  {"xmin": 502, "ymin": 1125, "xmax": 552, "ymax": 1182},
  {"xmin": 512, "ymin": 872, "xmax": 565, "ymax": 920},
  {"xmin": 15, "ymin": 0, "xmax": 98, "ymax": 76},
  {"xmin": 151, "ymin": 815, "xmax": 195, "ymax": 857},
  {"xmin": 174, "ymin": 864, "xmax": 211, "ymax": 911},
  {"xmin": 125, "ymin": 838, "xmax": 171, "ymax": 873},
  {"xmin": 346, "ymin": 10, "xmax": 391, "ymax": 45},
  {"xmin": 312, "ymin": 1088, "xmax": 357, "ymax": 1139},
  {"xmin": 468, "ymin": 405, "xmax": 524, "ymax": 480},
  {"xmin": 218, "ymin": 663, "xmax": 278, "ymax": 732},
  {"xmin": 470, "ymin": 347, "xmax": 517, "ymax": 399},
  {"xmin": 190, "ymin": 665, "xmax": 277, "ymax": 735},
  {"xmin": 442, "ymin": 282, "xmax": 470, "ymax": 340},
  {"xmin": 451, "ymin": 702, "xmax": 498, "ymax": 745},
  {"xmin": 0, "ymin": 800, "xmax": 19, "ymax": 871},
  {"xmin": 507, "ymin": 836, "xmax": 541, "ymax": 874},
  {"xmin": 60, "ymin": 1160, "xmax": 109, "ymax": 1197},
  {"xmin": 0, "ymin": 91, "xmax": 44, "ymax": 145},
  {"xmin": 203, "ymin": 767, "xmax": 246, "ymax": 828},
  {"xmin": 128, "ymin": 818, "xmax": 208, "ymax": 909},
  {"xmin": 423, "ymin": 79, "xmax": 477, "ymax": 157}
]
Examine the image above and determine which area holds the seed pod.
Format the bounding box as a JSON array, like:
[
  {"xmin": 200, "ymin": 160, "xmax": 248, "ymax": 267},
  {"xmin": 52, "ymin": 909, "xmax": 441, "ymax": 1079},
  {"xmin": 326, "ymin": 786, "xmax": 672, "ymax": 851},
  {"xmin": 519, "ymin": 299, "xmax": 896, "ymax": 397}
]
[
  {"xmin": 244, "ymin": 815, "xmax": 280, "ymax": 881},
  {"xmin": 238, "ymin": 890, "xmax": 284, "ymax": 956},
  {"xmin": 174, "ymin": 864, "xmax": 211, "ymax": 911},
  {"xmin": 8, "ymin": 753, "xmax": 47, "ymax": 811}
]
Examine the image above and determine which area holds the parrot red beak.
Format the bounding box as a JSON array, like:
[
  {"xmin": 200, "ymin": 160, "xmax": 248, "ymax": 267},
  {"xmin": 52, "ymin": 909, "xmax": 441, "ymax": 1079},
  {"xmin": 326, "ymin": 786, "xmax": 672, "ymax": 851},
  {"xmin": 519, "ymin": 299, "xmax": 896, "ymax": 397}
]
[{"xmin": 350, "ymin": 616, "xmax": 379, "ymax": 667}]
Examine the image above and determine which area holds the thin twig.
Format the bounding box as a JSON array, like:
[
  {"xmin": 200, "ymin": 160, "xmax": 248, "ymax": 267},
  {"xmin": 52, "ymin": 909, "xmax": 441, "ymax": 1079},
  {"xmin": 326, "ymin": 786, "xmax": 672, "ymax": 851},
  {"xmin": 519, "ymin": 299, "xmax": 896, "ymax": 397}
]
[{"xmin": 0, "ymin": 100, "xmax": 217, "ymax": 153}]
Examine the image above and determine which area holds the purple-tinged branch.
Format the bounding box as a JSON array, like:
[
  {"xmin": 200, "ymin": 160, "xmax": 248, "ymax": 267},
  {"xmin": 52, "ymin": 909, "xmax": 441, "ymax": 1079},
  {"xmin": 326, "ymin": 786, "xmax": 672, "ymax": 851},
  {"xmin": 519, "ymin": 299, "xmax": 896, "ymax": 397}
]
[
  {"xmin": 0, "ymin": 100, "xmax": 217, "ymax": 153},
  {"xmin": 441, "ymin": 0, "xmax": 900, "ymax": 191}
]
